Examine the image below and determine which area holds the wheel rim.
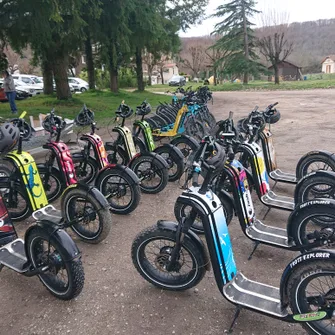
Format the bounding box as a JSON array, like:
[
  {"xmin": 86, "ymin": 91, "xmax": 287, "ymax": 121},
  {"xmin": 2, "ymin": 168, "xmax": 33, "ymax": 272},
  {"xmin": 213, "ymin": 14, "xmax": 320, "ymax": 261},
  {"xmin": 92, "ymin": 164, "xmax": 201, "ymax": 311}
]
[
  {"xmin": 40, "ymin": 172, "xmax": 61, "ymax": 201},
  {"xmin": 66, "ymin": 195, "xmax": 102, "ymax": 239},
  {"xmin": 136, "ymin": 236, "xmax": 199, "ymax": 288},
  {"xmin": 303, "ymin": 160, "xmax": 334, "ymax": 175},
  {"xmin": 175, "ymin": 143, "xmax": 193, "ymax": 164},
  {"xmin": 4, "ymin": 188, "xmax": 29, "ymax": 219},
  {"xmin": 75, "ymin": 161, "xmax": 95, "ymax": 184},
  {"xmin": 101, "ymin": 173, "xmax": 134, "ymax": 210},
  {"xmin": 296, "ymin": 272, "xmax": 335, "ymax": 334},
  {"xmin": 133, "ymin": 160, "xmax": 164, "ymax": 190},
  {"xmin": 158, "ymin": 152, "xmax": 178, "ymax": 179},
  {"xmin": 30, "ymin": 236, "xmax": 70, "ymax": 295}
]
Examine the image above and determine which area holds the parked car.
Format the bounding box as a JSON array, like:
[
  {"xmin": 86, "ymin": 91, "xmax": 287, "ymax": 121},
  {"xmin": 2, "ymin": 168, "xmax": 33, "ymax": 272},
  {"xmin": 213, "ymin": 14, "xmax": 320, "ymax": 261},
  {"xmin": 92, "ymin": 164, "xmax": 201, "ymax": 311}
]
[
  {"xmin": 12, "ymin": 74, "xmax": 44, "ymax": 89},
  {"xmin": 68, "ymin": 77, "xmax": 89, "ymax": 92},
  {"xmin": 52, "ymin": 80, "xmax": 77, "ymax": 93},
  {"xmin": 14, "ymin": 79, "xmax": 43, "ymax": 96},
  {"xmin": 168, "ymin": 75, "xmax": 186, "ymax": 86},
  {"xmin": 0, "ymin": 79, "xmax": 30, "ymax": 101}
]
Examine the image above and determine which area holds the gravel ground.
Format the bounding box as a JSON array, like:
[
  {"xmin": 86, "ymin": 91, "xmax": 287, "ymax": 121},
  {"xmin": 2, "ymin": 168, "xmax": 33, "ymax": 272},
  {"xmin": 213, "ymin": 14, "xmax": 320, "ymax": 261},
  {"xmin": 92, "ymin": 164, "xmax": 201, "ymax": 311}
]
[{"xmin": 1, "ymin": 89, "xmax": 335, "ymax": 335}]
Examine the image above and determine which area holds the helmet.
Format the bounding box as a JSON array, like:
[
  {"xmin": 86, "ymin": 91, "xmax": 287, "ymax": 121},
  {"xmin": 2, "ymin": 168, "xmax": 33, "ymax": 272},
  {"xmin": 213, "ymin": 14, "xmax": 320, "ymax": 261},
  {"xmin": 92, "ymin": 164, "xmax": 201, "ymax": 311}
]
[
  {"xmin": 263, "ymin": 109, "xmax": 281, "ymax": 124},
  {"xmin": 116, "ymin": 103, "xmax": 134, "ymax": 119},
  {"xmin": 204, "ymin": 142, "xmax": 226, "ymax": 171},
  {"xmin": 76, "ymin": 106, "xmax": 95, "ymax": 126},
  {"xmin": 42, "ymin": 114, "xmax": 65, "ymax": 133},
  {"xmin": 136, "ymin": 102, "xmax": 152, "ymax": 116},
  {"xmin": 0, "ymin": 122, "xmax": 19, "ymax": 154}
]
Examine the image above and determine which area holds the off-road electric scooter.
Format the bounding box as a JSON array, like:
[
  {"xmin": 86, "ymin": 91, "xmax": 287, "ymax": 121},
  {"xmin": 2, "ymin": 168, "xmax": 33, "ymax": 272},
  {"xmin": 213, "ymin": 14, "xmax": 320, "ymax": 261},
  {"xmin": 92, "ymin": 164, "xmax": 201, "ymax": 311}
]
[{"xmin": 132, "ymin": 136, "xmax": 335, "ymax": 335}]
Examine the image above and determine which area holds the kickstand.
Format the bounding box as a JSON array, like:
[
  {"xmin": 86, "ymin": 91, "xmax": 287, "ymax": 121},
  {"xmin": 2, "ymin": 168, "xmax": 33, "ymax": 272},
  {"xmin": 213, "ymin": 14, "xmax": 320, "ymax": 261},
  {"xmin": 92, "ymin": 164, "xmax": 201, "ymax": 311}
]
[
  {"xmin": 262, "ymin": 207, "xmax": 271, "ymax": 220},
  {"xmin": 272, "ymin": 181, "xmax": 277, "ymax": 191},
  {"xmin": 248, "ymin": 241, "xmax": 260, "ymax": 260},
  {"xmin": 228, "ymin": 306, "xmax": 242, "ymax": 333}
]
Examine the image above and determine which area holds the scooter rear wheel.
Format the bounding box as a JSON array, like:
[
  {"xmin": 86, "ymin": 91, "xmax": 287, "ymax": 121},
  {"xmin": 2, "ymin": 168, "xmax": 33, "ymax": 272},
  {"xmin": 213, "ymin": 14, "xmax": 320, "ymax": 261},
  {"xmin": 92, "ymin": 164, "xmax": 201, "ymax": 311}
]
[
  {"xmin": 131, "ymin": 225, "xmax": 206, "ymax": 291},
  {"xmin": 287, "ymin": 260, "xmax": 335, "ymax": 335},
  {"xmin": 26, "ymin": 226, "xmax": 84, "ymax": 300},
  {"xmin": 74, "ymin": 156, "xmax": 98, "ymax": 184},
  {"xmin": 296, "ymin": 154, "xmax": 335, "ymax": 179}
]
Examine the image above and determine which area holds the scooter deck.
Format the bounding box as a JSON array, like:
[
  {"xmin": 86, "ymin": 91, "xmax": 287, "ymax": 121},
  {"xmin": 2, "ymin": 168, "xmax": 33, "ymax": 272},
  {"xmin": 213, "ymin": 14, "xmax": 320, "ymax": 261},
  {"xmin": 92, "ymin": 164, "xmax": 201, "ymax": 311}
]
[
  {"xmin": 0, "ymin": 239, "xmax": 28, "ymax": 273},
  {"xmin": 246, "ymin": 219, "xmax": 291, "ymax": 248},
  {"xmin": 261, "ymin": 190, "xmax": 295, "ymax": 210},
  {"xmin": 269, "ymin": 169, "xmax": 297, "ymax": 184},
  {"xmin": 223, "ymin": 272, "xmax": 288, "ymax": 318},
  {"xmin": 32, "ymin": 205, "xmax": 63, "ymax": 224}
]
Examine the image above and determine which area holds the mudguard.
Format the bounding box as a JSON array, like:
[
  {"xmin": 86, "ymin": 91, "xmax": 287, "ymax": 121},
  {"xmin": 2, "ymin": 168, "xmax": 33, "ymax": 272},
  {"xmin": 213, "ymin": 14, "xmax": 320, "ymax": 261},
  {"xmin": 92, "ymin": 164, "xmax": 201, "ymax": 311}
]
[
  {"xmin": 157, "ymin": 219, "xmax": 211, "ymax": 271},
  {"xmin": 294, "ymin": 170, "xmax": 335, "ymax": 205},
  {"xmin": 170, "ymin": 134, "xmax": 199, "ymax": 149},
  {"xmin": 24, "ymin": 221, "xmax": 81, "ymax": 262},
  {"xmin": 61, "ymin": 183, "xmax": 110, "ymax": 210},
  {"xmin": 154, "ymin": 143, "xmax": 185, "ymax": 161},
  {"xmin": 296, "ymin": 150, "xmax": 335, "ymax": 178},
  {"xmin": 286, "ymin": 198, "xmax": 335, "ymax": 241},
  {"xmin": 133, "ymin": 136, "xmax": 147, "ymax": 152},
  {"xmin": 280, "ymin": 249, "xmax": 335, "ymax": 305},
  {"xmin": 129, "ymin": 151, "xmax": 169, "ymax": 170},
  {"xmin": 95, "ymin": 163, "xmax": 140, "ymax": 187}
]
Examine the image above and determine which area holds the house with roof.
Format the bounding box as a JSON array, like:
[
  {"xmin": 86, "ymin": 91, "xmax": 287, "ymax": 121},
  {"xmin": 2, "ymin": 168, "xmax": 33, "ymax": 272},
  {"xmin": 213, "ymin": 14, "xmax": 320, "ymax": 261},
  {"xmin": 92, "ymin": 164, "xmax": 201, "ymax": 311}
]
[
  {"xmin": 268, "ymin": 60, "xmax": 302, "ymax": 81},
  {"xmin": 321, "ymin": 55, "xmax": 335, "ymax": 73}
]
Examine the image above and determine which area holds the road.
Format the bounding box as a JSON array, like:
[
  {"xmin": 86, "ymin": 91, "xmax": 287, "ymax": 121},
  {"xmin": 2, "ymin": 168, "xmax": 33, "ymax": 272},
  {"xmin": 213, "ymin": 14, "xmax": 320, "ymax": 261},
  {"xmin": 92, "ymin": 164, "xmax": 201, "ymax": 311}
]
[{"xmin": 2, "ymin": 89, "xmax": 335, "ymax": 335}]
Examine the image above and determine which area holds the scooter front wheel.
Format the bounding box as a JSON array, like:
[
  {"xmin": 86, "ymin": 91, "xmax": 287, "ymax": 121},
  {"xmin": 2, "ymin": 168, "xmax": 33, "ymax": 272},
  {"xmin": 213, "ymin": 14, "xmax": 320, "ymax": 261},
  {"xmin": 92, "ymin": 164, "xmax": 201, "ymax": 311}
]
[
  {"xmin": 130, "ymin": 155, "xmax": 168, "ymax": 194},
  {"xmin": 97, "ymin": 168, "xmax": 141, "ymax": 215},
  {"xmin": 131, "ymin": 225, "xmax": 206, "ymax": 291},
  {"xmin": 287, "ymin": 260, "xmax": 335, "ymax": 335},
  {"xmin": 73, "ymin": 156, "xmax": 99, "ymax": 184},
  {"xmin": 26, "ymin": 226, "xmax": 84, "ymax": 300},
  {"xmin": 62, "ymin": 188, "xmax": 112, "ymax": 244},
  {"xmin": 154, "ymin": 146, "xmax": 184, "ymax": 182},
  {"xmin": 38, "ymin": 166, "xmax": 64, "ymax": 202},
  {"xmin": 296, "ymin": 153, "xmax": 335, "ymax": 179}
]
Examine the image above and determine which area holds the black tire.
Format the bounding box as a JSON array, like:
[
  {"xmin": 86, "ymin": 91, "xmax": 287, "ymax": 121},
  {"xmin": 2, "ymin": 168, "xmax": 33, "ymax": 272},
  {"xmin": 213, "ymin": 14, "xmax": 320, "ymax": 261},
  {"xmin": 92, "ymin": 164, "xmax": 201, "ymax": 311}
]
[
  {"xmin": 287, "ymin": 260, "xmax": 335, "ymax": 335},
  {"xmin": 154, "ymin": 146, "xmax": 184, "ymax": 182},
  {"xmin": 264, "ymin": 110, "xmax": 281, "ymax": 124},
  {"xmin": 0, "ymin": 163, "xmax": 11, "ymax": 177},
  {"xmin": 131, "ymin": 155, "xmax": 168, "ymax": 194},
  {"xmin": 62, "ymin": 188, "xmax": 112, "ymax": 244},
  {"xmin": 4, "ymin": 183, "xmax": 30, "ymax": 221},
  {"xmin": 185, "ymin": 120, "xmax": 206, "ymax": 141},
  {"xmin": 38, "ymin": 166, "xmax": 64, "ymax": 202},
  {"xmin": 106, "ymin": 146, "xmax": 128, "ymax": 166},
  {"xmin": 291, "ymin": 202, "xmax": 335, "ymax": 248},
  {"xmin": 174, "ymin": 194, "xmax": 234, "ymax": 234},
  {"xmin": 131, "ymin": 225, "xmax": 206, "ymax": 290},
  {"xmin": 97, "ymin": 168, "xmax": 141, "ymax": 215},
  {"xmin": 296, "ymin": 154, "xmax": 335, "ymax": 179},
  {"xmin": 171, "ymin": 136, "xmax": 199, "ymax": 164},
  {"xmin": 26, "ymin": 226, "xmax": 84, "ymax": 300},
  {"xmin": 74, "ymin": 156, "xmax": 99, "ymax": 184}
]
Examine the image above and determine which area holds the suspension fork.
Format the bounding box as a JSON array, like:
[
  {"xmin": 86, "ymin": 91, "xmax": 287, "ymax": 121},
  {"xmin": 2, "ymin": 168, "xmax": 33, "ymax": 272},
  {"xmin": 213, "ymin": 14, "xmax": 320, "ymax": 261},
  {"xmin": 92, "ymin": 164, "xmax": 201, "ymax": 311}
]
[{"xmin": 166, "ymin": 209, "xmax": 198, "ymax": 271}]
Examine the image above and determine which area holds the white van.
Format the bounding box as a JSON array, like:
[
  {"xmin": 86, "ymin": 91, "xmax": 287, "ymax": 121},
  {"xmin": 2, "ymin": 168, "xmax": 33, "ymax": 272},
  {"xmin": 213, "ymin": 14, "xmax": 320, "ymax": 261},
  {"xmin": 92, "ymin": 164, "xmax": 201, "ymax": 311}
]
[{"xmin": 12, "ymin": 74, "xmax": 44, "ymax": 89}]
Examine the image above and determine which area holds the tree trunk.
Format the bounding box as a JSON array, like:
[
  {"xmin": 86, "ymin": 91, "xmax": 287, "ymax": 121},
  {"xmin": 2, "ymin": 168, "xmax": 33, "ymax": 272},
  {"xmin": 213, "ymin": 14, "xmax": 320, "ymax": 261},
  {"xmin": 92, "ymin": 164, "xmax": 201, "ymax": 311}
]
[
  {"xmin": 160, "ymin": 67, "xmax": 164, "ymax": 85},
  {"xmin": 53, "ymin": 53, "xmax": 71, "ymax": 100},
  {"xmin": 135, "ymin": 47, "xmax": 145, "ymax": 91},
  {"xmin": 213, "ymin": 66, "xmax": 217, "ymax": 86},
  {"xmin": 108, "ymin": 46, "xmax": 118, "ymax": 93},
  {"xmin": 242, "ymin": 1, "xmax": 249, "ymax": 85},
  {"xmin": 148, "ymin": 69, "xmax": 152, "ymax": 86},
  {"xmin": 42, "ymin": 59, "xmax": 54, "ymax": 95},
  {"xmin": 274, "ymin": 65, "xmax": 280, "ymax": 85},
  {"xmin": 85, "ymin": 35, "xmax": 95, "ymax": 89}
]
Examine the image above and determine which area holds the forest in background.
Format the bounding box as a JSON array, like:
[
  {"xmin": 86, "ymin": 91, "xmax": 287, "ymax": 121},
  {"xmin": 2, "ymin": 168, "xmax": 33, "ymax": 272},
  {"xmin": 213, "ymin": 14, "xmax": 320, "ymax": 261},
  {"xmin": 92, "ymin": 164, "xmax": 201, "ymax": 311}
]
[{"xmin": 178, "ymin": 18, "xmax": 335, "ymax": 76}]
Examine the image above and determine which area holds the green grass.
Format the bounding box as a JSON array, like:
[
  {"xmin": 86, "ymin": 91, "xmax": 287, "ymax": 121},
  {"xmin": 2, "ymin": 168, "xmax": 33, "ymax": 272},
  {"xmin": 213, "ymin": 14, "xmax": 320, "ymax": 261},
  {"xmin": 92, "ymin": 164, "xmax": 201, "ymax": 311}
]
[
  {"xmin": 145, "ymin": 78, "xmax": 335, "ymax": 92},
  {"xmin": 0, "ymin": 89, "xmax": 169, "ymax": 121}
]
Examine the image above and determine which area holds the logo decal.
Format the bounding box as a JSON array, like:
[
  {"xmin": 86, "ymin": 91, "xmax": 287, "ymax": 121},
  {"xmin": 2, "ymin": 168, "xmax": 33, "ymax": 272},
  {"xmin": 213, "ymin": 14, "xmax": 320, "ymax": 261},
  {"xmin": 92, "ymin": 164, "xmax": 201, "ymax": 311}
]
[{"xmin": 25, "ymin": 164, "xmax": 42, "ymax": 198}]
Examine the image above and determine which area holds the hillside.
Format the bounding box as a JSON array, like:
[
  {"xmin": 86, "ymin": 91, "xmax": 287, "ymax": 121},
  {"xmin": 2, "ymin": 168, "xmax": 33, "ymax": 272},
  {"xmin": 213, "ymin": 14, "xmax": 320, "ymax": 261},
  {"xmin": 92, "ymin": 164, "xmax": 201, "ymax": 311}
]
[{"xmin": 179, "ymin": 18, "xmax": 335, "ymax": 75}]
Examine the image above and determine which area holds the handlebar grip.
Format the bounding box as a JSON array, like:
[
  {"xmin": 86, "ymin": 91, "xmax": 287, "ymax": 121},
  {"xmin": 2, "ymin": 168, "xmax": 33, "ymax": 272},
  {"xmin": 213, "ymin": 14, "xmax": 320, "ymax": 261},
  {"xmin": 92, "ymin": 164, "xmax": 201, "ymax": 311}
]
[
  {"xmin": 192, "ymin": 172, "xmax": 200, "ymax": 187},
  {"xmin": 19, "ymin": 111, "xmax": 27, "ymax": 119},
  {"xmin": 229, "ymin": 111, "xmax": 234, "ymax": 120},
  {"xmin": 273, "ymin": 102, "xmax": 278, "ymax": 107}
]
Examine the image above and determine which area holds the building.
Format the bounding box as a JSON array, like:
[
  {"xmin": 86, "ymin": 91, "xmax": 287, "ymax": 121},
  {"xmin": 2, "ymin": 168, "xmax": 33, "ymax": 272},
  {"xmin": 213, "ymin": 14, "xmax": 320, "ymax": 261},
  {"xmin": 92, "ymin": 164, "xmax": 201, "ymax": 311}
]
[
  {"xmin": 268, "ymin": 61, "xmax": 302, "ymax": 81},
  {"xmin": 321, "ymin": 55, "xmax": 335, "ymax": 73}
]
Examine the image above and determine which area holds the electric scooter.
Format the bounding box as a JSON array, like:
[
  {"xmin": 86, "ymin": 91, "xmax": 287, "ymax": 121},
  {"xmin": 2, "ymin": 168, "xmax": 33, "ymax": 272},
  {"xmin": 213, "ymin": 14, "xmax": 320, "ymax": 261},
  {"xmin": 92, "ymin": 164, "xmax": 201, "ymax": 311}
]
[
  {"xmin": 131, "ymin": 136, "xmax": 335, "ymax": 335},
  {"xmin": 105, "ymin": 101, "xmax": 169, "ymax": 194},
  {"xmin": 71, "ymin": 106, "xmax": 141, "ymax": 215},
  {"xmin": 132, "ymin": 100, "xmax": 184, "ymax": 182}
]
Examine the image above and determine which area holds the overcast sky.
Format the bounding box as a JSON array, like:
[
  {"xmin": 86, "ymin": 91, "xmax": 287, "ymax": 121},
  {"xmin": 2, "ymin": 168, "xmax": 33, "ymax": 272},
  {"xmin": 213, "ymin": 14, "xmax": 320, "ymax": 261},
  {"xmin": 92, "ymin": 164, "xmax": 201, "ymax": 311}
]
[{"xmin": 180, "ymin": 0, "xmax": 335, "ymax": 37}]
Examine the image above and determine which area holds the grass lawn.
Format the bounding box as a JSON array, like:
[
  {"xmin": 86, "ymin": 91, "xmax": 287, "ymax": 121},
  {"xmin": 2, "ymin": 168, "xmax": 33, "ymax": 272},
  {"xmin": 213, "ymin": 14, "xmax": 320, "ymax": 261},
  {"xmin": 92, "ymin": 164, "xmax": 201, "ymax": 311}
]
[
  {"xmin": 145, "ymin": 78, "xmax": 335, "ymax": 93},
  {"xmin": 0, "ymin": 89, "xmax": 170, "ymax": 122}
]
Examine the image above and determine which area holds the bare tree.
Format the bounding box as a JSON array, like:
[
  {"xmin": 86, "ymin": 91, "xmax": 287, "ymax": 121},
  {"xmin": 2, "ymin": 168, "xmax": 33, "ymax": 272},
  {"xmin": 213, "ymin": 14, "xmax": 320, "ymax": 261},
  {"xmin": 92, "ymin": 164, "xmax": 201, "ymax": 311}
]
[
  {"xmin": 257, "ymin": 10, "xmax": 293, "ymax": 84},
  {"xmin": 178, "ymin": 39, "xmax": 208, "ymax": 78}
]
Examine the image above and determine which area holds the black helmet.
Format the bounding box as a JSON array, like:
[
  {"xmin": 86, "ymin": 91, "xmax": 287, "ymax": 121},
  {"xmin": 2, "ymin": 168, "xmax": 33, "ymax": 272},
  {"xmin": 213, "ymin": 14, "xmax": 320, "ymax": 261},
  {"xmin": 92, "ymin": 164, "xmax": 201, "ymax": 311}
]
[
  {"xmin": 116, "ymin": 103, "xmax": 134, "ymax": 119},
  {"xmin": 42, "ymin": 114, "xmax": 65, "ymax": 133},
  {"xmin": 0, "ymin": 122, "xmax": 19, "ymax": 154},
  {"xmin": 136, "ymin": 101, "xmax": 151, "ymax": 116},
  {"xmin": 263, "ymin": 109, "xmax": 281, "ymax": 124},
  {"xmin": 76, "ymin": 106, "xmax": 95, "ymax": 126},
  {"xmin": 204, "ymin": 142, "xmax": 226, "ymax": 171}
]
